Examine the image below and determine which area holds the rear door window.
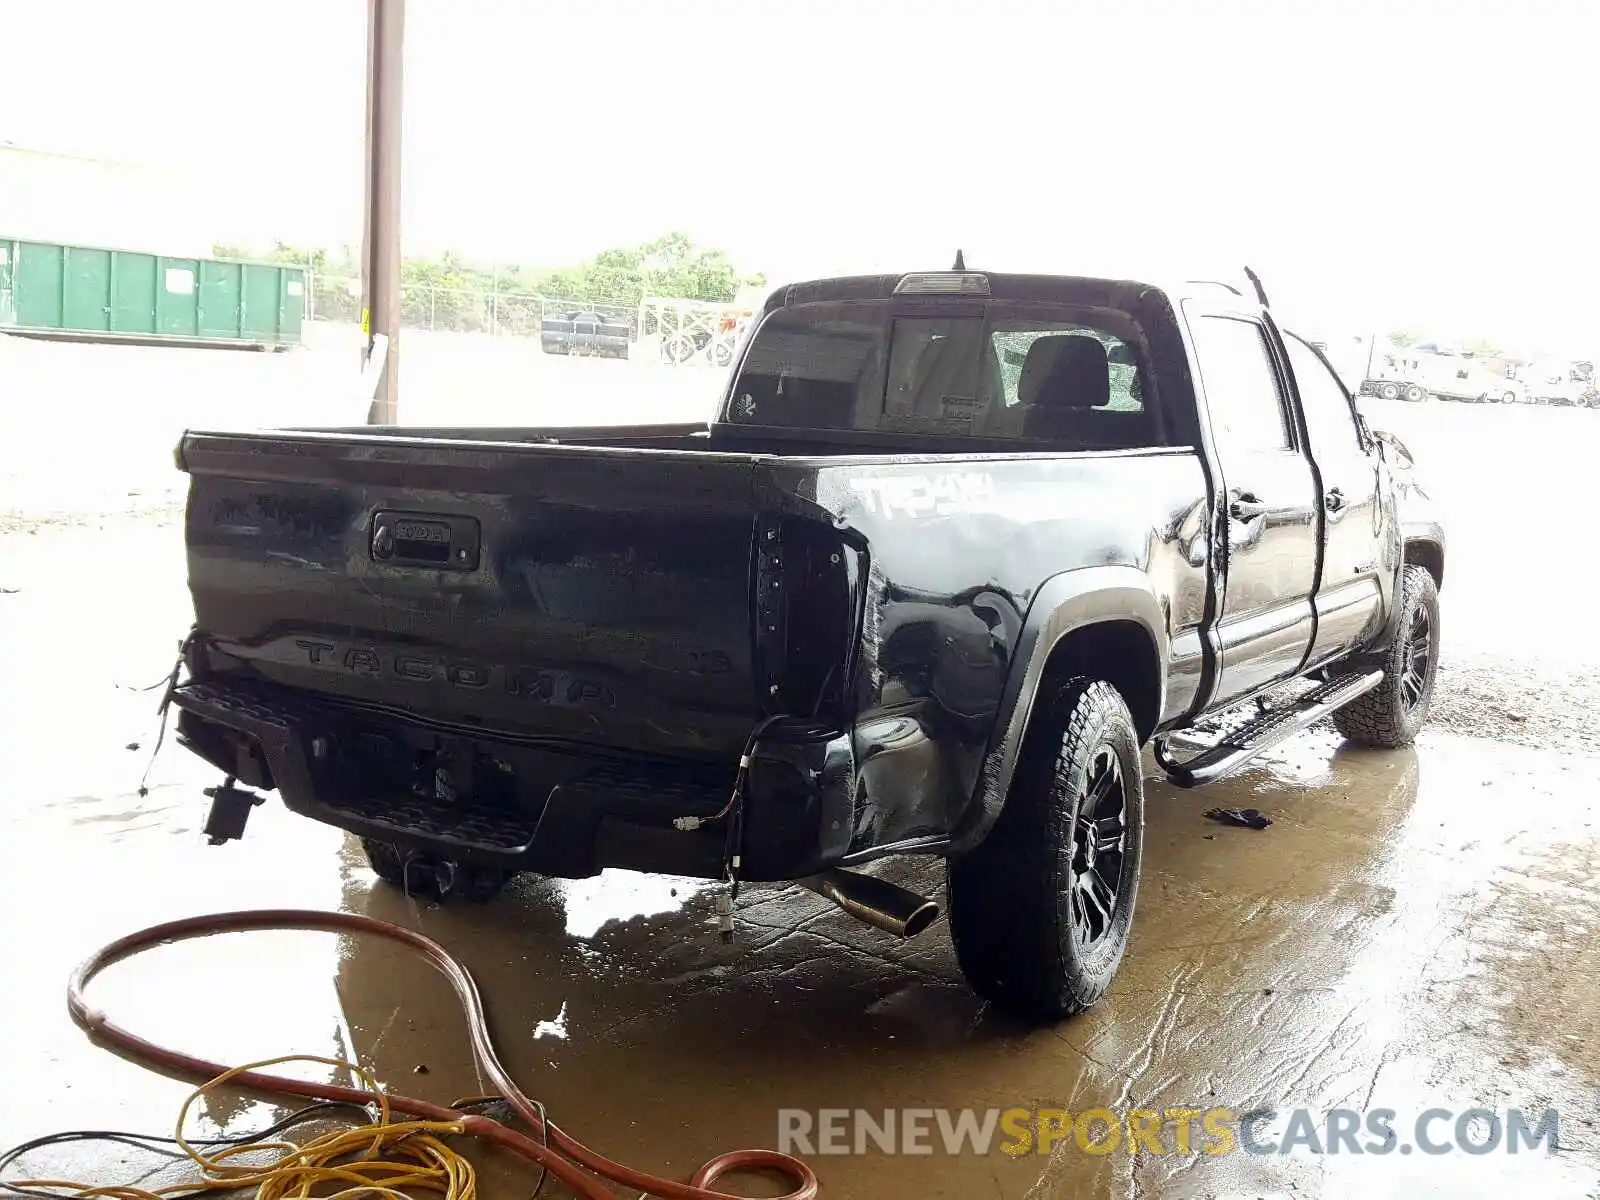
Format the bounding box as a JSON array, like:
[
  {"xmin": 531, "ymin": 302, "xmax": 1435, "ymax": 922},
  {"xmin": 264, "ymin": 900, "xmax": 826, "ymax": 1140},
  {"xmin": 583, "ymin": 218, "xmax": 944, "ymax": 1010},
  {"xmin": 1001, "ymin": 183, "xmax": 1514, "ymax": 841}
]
[
  {"xmin": 1285, "ymin": 334, "xmax": 1366, "ymax": 460},
  {"xmin": 1190, "ymin": 316, "xmax": 1293, "ymax": 451}
]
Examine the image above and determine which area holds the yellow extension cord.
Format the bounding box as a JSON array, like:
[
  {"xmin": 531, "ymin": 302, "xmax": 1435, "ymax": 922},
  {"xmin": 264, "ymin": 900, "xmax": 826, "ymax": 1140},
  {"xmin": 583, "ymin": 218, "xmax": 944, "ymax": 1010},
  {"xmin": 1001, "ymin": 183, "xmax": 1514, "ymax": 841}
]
[{"xmin": 15, "ymin": 1055, "xmax": 483, "ymax": 1200}]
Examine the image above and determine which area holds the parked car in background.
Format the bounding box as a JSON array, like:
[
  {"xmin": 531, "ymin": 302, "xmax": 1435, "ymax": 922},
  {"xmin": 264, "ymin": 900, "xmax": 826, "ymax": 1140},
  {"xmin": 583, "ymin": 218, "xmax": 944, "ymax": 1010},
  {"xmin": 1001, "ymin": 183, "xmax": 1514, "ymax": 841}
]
[
  {"xmin": 540, "ymin": 310, "xmax": 631, "ymax": 359},
  {"xmin": 1478, "ymin": 378, "xmax": 1524, "ymax": 405},
  {"xmin": 1521, "ymin": 360, "xmax": 1590, "ymax": 406}
]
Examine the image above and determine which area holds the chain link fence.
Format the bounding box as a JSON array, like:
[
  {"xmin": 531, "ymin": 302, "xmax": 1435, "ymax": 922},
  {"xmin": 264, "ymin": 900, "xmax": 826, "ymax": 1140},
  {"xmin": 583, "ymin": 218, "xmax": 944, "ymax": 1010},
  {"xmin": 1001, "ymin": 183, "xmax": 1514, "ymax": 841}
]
[{"xmin": 307, "ymin": 273, "xmax": 635, "ymax": 338}]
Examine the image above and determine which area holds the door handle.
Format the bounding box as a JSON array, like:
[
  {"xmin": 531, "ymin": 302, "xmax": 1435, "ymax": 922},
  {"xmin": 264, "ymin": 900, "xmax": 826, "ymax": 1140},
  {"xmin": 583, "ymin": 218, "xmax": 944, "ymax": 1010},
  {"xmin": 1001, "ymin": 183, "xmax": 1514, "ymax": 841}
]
[
  {"xmin": 1325, "ymin": 487, "xmax": 1346, "ymax": 512},
  {"xmin": 1229, "ymin": 491, "xmax": 1270, "ymax": 520}
]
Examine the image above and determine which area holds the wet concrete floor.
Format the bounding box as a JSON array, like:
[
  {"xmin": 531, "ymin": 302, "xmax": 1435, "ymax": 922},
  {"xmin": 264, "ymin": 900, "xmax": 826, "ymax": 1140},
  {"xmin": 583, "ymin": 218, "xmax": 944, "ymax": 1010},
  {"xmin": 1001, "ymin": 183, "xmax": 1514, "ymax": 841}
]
[{"xmin": 3, "ymin": 525, "xmax": 1599, "ymax": 1198}]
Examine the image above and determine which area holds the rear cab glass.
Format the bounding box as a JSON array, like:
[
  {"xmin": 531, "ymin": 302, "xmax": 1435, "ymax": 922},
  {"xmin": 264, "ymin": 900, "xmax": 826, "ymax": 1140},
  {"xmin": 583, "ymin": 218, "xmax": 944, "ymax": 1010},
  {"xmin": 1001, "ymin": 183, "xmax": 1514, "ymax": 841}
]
[{"xmin": 726, "ymin": 295, "xmax": 1173, "ymax": 450}]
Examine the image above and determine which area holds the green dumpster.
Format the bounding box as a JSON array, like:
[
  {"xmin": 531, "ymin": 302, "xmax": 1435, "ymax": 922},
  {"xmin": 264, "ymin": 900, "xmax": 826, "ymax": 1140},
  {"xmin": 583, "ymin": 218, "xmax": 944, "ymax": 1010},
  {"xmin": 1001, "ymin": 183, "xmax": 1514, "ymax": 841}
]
[{"xmin": 0, "ymin": 237, "xmax": 304, "ymax": 348}]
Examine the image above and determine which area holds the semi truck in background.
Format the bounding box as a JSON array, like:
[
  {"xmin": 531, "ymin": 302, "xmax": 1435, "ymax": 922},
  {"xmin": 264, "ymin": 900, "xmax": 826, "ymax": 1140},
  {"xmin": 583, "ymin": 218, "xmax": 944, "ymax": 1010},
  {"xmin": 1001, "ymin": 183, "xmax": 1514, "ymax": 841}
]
[
  {"xmin": 1349, "ymin": 335, "xmax": 1595, "ymax": 406},
  {"xmin": 1398, "ymin": 342, "xmax": 1510, "ymax": 404},
  {"xmin": 1351, "ymin": 336, "xmax": 1429, "ymax": 402}
]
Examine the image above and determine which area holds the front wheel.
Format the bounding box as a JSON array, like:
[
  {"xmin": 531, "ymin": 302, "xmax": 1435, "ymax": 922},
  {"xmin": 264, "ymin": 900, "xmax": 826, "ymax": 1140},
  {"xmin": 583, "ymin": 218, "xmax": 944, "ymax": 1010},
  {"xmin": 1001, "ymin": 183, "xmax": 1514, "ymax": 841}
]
[
  {"xmin": 1333, "ymin": 564, "xmax": 1440, "ymax": 748},
  {"xmin": 947, "ymin": 677, "xmax": 1144, "ymax": 1020}
]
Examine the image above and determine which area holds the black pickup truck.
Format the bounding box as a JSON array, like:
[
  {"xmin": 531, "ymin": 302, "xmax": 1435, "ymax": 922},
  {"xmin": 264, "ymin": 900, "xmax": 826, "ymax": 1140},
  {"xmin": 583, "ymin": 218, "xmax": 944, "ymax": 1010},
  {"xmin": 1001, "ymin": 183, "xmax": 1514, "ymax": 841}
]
[{"xmin": 171, "ymin": 266, "xmax": 1444, "ymax": 1019}]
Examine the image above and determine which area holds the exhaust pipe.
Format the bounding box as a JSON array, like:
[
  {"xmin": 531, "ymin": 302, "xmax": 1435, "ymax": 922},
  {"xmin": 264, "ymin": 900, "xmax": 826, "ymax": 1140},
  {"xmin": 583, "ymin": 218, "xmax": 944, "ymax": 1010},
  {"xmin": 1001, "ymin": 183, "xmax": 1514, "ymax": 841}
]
[{"xmin": 800, "ymin": 868, "xmax": 940, "ymax": 938}]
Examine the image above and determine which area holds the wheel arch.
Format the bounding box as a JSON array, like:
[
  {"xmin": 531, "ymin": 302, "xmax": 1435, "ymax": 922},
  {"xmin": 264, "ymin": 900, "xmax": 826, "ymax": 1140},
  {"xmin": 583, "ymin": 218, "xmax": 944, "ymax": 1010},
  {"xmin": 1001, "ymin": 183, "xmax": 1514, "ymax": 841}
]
[
  {"xmin": 956, "ymin": 566, "xmax": 1167, "ymax": 853},
  {"xmin": 1404, "ymin": 536, "xmax": 1444, "ymax": 591}
]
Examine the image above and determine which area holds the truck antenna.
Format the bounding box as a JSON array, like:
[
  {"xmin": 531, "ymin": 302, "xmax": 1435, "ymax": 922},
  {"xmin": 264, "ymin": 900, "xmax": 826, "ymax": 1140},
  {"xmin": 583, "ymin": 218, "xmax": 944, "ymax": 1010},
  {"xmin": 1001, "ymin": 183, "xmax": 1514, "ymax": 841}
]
[
  {"xmin": 1243, "ymin": 265, "xmax": 1270, "ymax": 309},
  {"xmin": 952, "ymin": 249, "xmax": 966, "ymax": 271}
]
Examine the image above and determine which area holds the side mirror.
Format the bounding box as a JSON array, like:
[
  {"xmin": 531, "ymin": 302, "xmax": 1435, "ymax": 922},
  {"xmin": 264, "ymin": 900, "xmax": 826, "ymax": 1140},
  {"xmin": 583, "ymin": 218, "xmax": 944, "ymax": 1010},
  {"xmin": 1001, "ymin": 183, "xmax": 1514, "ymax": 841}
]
[{"xmin": 1369, "ymin": 427, "xmax": 1414, "ymax": 469}]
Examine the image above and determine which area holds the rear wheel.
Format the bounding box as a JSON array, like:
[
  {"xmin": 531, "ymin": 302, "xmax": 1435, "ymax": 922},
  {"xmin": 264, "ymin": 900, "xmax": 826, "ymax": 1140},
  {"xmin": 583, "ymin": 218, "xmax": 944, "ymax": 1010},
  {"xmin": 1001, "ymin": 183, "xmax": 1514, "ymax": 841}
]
[
  {"xmin": 1403, "ymin": 384, "xmax": 1426, "ymax": 402},
  {"xmin": 359, "ymin": 836, "xmax": 513, "ymax": 903},
  {"xmin": 947, "ymin": 677, "xmax": 1144, "ymax": 1020},
  {"xmin": 1378, "ymin": 382, "xmax": 1401, "ymax": 400},
  {"xmin": 1333, "ymin": 564, "xmax": 1440, "ymax": 748}
]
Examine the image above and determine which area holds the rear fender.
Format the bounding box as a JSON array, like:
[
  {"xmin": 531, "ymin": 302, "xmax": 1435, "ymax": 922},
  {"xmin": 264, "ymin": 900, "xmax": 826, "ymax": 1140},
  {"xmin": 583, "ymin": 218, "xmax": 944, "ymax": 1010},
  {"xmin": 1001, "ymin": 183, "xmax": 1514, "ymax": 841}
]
[{"xmin": 955, "ymin": 565, "xmax": 1167, "ymax": 851}]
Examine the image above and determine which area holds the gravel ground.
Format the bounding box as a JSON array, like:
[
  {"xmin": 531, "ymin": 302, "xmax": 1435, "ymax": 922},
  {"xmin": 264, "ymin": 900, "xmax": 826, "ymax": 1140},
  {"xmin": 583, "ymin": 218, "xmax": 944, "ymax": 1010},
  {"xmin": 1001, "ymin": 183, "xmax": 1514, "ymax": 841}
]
[
  {"xmin": 1429, "ymin": 652, "xmax": 1600, "ymax": 757},
  {"xmin": 1353, "ymin": 394, "xmax": 1600, "ymax": 758},
  {"xmin": 3, "ymin": 329, "xmax": 1597, "ymax": 758}
]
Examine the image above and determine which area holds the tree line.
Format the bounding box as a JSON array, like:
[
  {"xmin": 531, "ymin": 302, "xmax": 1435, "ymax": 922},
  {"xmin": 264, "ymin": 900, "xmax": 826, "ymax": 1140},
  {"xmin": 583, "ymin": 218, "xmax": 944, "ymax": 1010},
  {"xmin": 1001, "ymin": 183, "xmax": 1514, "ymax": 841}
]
[{"xmin": 216, "ymin": 232, "xmax": 765, "ymax": 335}]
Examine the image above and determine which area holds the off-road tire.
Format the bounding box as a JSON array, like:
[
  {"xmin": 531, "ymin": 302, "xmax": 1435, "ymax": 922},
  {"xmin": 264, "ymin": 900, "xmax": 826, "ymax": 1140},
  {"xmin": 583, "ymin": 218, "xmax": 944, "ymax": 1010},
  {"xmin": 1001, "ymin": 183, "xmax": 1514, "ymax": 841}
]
[
  {"xmin": 947, "ymin": 677, "xmax": 1144, "ymax": 1021},
  {"xmin": 359, "ymin": 836, "xmax": 512, "ymax": 903},
  {"xmin": 1333, "ymin": 564, "xmax": 1440, "ymax": 748}
]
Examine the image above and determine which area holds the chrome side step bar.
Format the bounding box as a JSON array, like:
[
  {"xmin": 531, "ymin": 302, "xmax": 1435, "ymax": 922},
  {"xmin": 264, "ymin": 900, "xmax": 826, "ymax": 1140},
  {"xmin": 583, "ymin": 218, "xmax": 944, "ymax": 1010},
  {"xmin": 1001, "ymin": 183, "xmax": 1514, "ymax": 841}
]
[{"xmin": 1155, "ymin": 670, "xmax": 1385, "ymax": 789}]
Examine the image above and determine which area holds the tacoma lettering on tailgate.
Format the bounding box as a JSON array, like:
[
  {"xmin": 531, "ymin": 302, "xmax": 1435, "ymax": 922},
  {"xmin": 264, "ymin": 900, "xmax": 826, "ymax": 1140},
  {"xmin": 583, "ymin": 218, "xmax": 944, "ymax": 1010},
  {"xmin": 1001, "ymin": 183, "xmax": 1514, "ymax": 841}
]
[{"xmin": 293, "ymin": 639, "xmax": 619, "ymax": 709}]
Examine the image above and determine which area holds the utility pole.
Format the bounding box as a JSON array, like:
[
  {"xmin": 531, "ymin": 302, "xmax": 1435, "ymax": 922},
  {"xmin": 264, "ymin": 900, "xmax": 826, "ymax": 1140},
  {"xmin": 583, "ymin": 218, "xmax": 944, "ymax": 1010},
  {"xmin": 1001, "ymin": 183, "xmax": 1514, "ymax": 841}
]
[{"xmin": 361, "ymin": 0, "xmax": 405, "ymax": 424}]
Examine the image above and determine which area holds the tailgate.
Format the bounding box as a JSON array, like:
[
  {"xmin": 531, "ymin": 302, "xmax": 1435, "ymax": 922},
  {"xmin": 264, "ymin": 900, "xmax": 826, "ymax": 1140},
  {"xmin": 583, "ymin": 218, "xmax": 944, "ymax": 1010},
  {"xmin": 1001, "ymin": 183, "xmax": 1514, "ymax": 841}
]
[{"xmin": 179, "ymin": 431, "xmax": 768, "ymax": 758}]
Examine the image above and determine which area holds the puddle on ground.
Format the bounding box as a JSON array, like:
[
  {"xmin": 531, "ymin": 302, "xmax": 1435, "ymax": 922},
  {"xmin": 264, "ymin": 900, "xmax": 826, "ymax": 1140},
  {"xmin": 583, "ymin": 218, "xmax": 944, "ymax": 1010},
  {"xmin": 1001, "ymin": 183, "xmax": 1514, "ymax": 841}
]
[
  {"xmin": 546, "ymin": 869, "xmax": 716, "ymax": 939},
  {"xmin": 5, "ymin": 728, "xmax": 1597, "ymax": 1197}
]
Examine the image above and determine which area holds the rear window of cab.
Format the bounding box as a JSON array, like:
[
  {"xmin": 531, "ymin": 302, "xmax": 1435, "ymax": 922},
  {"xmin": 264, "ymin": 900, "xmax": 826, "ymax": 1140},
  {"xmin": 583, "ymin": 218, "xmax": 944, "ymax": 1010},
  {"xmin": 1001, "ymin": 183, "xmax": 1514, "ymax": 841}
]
[{"xmin": 728, "ymin": 300, "xmax": 1166, "ymax": 449}]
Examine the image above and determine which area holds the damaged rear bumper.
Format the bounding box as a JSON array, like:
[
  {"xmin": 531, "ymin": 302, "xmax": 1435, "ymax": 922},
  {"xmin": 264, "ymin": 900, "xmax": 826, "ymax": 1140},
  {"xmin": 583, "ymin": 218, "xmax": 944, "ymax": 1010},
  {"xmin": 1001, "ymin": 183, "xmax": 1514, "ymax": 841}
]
[{"xmin": 173, "ymin": 676, "xmax": 856, "ymax": 882}]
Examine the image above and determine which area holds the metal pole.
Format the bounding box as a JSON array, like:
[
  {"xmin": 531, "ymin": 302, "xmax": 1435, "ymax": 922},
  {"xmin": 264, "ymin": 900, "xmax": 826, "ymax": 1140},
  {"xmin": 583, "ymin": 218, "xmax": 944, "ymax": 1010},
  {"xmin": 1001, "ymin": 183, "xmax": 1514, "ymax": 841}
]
[{"xmin": 361, "ymin": 0, "xmax": 405, "ymax": 424}]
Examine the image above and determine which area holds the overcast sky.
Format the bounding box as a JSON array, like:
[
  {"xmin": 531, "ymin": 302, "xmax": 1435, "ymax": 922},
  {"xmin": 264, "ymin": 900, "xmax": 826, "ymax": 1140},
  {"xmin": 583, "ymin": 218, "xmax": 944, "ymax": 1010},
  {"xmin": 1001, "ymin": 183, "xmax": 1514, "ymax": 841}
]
[{"xmin": 2, "ymin": 0, "xmax": 1594, "ymax": 351}]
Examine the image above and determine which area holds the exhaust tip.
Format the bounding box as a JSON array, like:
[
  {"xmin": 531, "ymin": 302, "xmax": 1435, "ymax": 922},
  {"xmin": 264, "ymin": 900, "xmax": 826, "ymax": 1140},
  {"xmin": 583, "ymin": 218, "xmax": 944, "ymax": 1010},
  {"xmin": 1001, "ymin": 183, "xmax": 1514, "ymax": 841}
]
[
  {"xmin": 800, "ymin": 868, "xmax": 941, "ymax": 939},
  {"xmin": 900, "ymin": 899, "xmax": 941, "ymax": 939}
]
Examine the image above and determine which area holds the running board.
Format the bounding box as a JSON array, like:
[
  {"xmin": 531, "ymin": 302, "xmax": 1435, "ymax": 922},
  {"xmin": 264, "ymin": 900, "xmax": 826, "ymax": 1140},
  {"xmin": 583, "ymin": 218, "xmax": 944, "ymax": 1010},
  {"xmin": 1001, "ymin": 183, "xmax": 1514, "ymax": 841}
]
[{"xmin": 1156, "ymin": 670, "xmax": 1385, "ymax": 788}]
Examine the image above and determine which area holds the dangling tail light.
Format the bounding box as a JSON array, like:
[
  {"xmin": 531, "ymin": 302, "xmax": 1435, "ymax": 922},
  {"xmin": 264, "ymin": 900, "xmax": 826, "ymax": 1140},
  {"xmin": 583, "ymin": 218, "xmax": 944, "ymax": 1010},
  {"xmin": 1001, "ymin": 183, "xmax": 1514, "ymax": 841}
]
[{"xmin": 753, "ymin": 516, "xmax": 861, "ymax": 722}]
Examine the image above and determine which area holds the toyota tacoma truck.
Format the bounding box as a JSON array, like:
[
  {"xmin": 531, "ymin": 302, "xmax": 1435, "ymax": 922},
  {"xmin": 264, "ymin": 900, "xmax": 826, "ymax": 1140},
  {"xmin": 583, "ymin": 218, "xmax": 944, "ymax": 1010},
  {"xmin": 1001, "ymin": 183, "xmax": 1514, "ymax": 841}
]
[{"xmin": 169, "ymin": 265, "xmax": 1444, "ymax": 1020}]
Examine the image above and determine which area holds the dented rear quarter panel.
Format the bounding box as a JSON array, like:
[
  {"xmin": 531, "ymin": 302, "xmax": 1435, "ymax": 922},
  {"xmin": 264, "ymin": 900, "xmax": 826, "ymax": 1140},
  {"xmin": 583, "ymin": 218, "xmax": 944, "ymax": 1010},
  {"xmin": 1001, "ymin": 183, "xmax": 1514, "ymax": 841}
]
[{"xmin": 759, "ymin": 449, "xmax": 1212, "ymax": 856}]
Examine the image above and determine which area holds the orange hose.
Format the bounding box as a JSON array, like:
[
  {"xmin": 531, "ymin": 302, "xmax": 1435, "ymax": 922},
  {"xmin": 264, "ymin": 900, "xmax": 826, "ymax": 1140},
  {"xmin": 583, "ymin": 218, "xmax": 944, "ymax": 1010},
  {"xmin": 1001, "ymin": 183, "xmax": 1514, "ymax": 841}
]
[{"xmin": 66, "ymin": 909, "xmax": 819, "ymax": 1200}]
